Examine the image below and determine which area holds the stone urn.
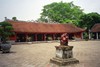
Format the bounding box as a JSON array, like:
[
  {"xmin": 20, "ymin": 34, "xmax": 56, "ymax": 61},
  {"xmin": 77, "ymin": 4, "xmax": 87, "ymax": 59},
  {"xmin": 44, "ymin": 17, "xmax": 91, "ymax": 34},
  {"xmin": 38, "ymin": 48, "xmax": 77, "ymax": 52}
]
[{"xmin": 1, "ymin": 43, "xmax": 11, "ymax": 53}]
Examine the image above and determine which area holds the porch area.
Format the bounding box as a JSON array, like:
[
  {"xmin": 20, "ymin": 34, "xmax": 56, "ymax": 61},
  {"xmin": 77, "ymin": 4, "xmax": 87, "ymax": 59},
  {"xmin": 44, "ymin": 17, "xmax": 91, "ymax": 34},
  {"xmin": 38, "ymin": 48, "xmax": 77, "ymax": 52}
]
[{"xmin": 10, "ymin": 32, "xmax": 83, "ymax": 42}]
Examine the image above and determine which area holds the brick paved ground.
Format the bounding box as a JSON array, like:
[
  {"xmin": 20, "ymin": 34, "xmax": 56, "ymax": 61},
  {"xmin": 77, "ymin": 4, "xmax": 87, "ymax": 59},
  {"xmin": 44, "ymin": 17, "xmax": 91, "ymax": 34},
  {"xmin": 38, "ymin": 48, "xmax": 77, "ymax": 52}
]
[{"xmin": 0, "ymin": 41, "xmax": 100, "ymax": 67}]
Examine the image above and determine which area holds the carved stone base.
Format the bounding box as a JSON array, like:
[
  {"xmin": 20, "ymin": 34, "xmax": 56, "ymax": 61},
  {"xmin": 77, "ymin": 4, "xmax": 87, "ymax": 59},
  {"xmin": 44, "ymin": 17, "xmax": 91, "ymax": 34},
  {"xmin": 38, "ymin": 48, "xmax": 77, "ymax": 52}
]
[
  {"xmin": 50, "ymin": 46, "xmax": 79, "ymax": 66},
  {"xmin": 50, "ymin": 57, "xmax": 79, "ymax": 66}
]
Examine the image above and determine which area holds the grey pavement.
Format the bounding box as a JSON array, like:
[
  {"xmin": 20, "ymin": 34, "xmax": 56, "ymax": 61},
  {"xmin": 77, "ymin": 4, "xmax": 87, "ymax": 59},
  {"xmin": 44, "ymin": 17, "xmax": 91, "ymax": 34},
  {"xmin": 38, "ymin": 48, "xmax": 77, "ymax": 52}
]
[{"xmin": 0, "ymin": 41, "xmax": 100, "ymax": 67}]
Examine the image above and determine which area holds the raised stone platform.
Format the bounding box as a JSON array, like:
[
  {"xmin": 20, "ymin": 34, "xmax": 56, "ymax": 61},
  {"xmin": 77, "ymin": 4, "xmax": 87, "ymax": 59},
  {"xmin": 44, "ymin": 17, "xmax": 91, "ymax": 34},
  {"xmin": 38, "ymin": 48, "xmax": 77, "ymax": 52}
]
[
  {"xmin": 50, "ymin": 57, "xmax": 79, "ymax": 66},
  {"xmin": 50, "ymin": 46, "xmax": 79, "ymax": 66}
]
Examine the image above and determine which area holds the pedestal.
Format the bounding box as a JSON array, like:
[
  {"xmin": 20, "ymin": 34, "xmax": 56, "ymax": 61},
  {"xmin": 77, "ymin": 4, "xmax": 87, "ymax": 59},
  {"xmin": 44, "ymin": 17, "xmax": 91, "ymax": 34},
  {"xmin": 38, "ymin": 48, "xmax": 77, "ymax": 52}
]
[{"xmin": 50, "ymin": 46, "xmax": 79, "ymax": 66}]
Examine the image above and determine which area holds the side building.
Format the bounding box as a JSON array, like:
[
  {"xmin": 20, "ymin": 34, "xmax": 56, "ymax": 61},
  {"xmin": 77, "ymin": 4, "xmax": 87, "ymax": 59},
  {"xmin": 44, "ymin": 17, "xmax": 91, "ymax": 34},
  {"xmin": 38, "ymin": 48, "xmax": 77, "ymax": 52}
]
[
  {"xmin": 91, "ymin": 23, "xmax": 100, "ymax": 39},
  {"xmin": 7, "ymin": 20, "xmax": 85, "ymax": 42}
]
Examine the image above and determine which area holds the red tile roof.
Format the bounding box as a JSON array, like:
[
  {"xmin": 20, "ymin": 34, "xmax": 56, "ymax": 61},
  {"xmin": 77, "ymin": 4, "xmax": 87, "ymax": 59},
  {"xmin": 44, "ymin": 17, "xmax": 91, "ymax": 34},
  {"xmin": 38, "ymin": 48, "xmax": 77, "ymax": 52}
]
[
  {"xmin": 91, "ymin": 23, "xmax": 100, "ymax": 32},
  {"xmin": 7, "ymin": 20, "xmax": 85, "ymax": 33}
]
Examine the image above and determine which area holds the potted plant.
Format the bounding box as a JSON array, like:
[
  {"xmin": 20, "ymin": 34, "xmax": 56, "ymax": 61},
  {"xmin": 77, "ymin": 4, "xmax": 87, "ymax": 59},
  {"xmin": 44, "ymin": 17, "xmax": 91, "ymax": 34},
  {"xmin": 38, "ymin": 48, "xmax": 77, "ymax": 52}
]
[{"xmin": 0, "ymin": 21, "xmax": 14, "ymax": 53}]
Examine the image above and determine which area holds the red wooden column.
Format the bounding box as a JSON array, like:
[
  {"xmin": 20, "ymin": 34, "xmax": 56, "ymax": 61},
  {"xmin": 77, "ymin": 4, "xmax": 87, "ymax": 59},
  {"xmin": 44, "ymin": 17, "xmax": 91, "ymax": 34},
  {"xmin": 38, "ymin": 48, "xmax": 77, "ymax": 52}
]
[
  {"xmin": 81, "ymin": 32, "xmax": 83, "ymax": 39},
  {"xmin": 42, "ymin": 34, "xmax": 44, "ymax": 41},
  {"xmin": 25, "ymin": 33, "xmax": 28, "ymax": 42},
  {"xmin": 43, "ymin": 34, "xmax": 46, "ymax": 41},
  {"xmin": 35, "ymin": 34, "xmax": 37, "ymax": 41},
  {"xmin": 42, "ymin": 34, "xmax": 46, "ymax": 41},
  {"xmin": 14, "ymin": 33, "xmax": 17, "ymax": 41},
  {"xmin": 52, "ymin": 34, "xmax": 55, "ymax": 40}
]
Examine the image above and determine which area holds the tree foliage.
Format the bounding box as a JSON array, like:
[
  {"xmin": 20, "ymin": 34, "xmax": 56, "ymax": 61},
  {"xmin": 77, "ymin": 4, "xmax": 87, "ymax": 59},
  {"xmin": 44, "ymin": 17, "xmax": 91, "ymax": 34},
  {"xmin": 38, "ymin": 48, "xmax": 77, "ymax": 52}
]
[
  {"xmin": 12, "ymin": 17, "xmax": 17, "ymax": 21},
  {"xmin": 0, "ymin": 21, "xmax": 14, "ymax": 43},
  {"xmin": 79, "ymin": 12, "xmax": 100, "ymax": 29},
  {"xmin": 38, "ymin": 2, "xmax": 84, "ymax": 25}
]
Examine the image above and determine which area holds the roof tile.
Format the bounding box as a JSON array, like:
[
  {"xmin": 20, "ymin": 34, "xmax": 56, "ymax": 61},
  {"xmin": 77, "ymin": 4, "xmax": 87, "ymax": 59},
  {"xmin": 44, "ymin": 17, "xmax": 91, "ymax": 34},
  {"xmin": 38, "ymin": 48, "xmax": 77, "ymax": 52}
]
[
  {"xmin": 7, "ymin": 20, "xmax": 85, "ymax": 33},
  {"xmin": 91, "ymin": 23, "xmax": 100, "ymax": 32}
]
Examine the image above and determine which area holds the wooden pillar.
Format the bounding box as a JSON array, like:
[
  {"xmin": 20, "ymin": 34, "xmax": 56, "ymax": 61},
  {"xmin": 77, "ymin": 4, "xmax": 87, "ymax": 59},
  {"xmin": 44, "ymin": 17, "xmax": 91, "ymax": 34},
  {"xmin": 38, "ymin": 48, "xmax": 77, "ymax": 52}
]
[
  {"xmin": 89, "ymin": 33, "xmax": 91, "ymax": 39},
  {"xmin": 25, "ymin": 33, "xmax": 28, "ymax": 42},
  {"xmin": 96, "ymin": 32, "xmax": 98, "ymax": 39},
  {"xmin": 89, "ymin": 30, "xmax": 91, "ymax": 39},
  {"xmin": 35, "ymin": 34, "xmax": 37, "ymax": 41},
  {"xmin": 52, "ymin": 34, "xmax": 53, "ymax": 40},
  {"xmin": 42, "ymin": 34, "xmax": 46, "ymax": 41},
  {"xmin": 42, "ymin": 34, "xmax": 43, "ymax": 41},
  {"xmin": 16, "ymin": 33, "xmax": 20, "ymax": 42},
  {"xmin": 53, "ymin": 34, "xmax": 55, "ymax": 40},
  {"xmin": 43, "ymin": 34, "xmax": 46, "ymax": 41},
  {"xmin": 15, "ymin": 33, "xmax": 17, "ymax": 41},
  {"xmin": 81, "ymin": 32, "xmax": 83, "ymax": 39}
]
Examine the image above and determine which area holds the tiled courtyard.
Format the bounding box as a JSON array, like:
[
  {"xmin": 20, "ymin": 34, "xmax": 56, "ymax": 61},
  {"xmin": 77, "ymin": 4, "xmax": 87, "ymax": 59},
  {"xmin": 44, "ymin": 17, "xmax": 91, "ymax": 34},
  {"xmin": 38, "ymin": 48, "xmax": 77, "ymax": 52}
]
[{"xmin": 0, "ymin": 41, "xmax": 100, "ymax": 67}]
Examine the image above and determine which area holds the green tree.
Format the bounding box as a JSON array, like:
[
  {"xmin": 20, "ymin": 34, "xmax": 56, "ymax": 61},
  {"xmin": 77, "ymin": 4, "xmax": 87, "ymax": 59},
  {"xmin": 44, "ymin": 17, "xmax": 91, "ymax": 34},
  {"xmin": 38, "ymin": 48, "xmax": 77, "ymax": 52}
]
[
  {"xmin": 12, "ymin": 17, "xmax": 17, "ymax": 21},
  {"xmin": 0, "ymin": 21, "xmax": 14, "ymax": 43},
  {"xmin": 79, "ymin": 12, "xmax": 100, "ymax": 29},
  {"xmin": 38, "ymin": 1, "xmax": 84, "ymax": 25}
]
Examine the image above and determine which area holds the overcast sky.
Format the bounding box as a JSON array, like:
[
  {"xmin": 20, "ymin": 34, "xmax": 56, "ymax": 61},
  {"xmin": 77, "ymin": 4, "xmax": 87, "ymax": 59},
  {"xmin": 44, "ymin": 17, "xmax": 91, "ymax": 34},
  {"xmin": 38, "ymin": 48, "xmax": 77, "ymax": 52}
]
[{"xmin": 0, "ymin": 0, "xmax": 100, "ymax": 21}]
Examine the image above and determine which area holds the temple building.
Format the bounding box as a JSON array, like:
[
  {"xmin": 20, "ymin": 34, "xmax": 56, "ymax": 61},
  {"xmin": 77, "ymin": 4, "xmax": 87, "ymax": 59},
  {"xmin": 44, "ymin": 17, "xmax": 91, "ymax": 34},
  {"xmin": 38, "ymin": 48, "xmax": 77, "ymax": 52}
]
[
  {"xmin": 91, "ymin": 23, "xmax": 100, "ymax": 39},
  {"xmin": 6, "ymin": 20, "xmax": 85, "ymax": 42}
]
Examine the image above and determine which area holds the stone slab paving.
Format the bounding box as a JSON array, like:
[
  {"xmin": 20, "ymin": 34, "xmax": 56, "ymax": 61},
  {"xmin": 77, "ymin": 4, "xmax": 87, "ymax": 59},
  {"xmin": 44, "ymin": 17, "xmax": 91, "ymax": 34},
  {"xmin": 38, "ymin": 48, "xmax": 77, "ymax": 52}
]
[{"xmin": 0, "ymin": 41, "xmax": 100, "ymax": 67}]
